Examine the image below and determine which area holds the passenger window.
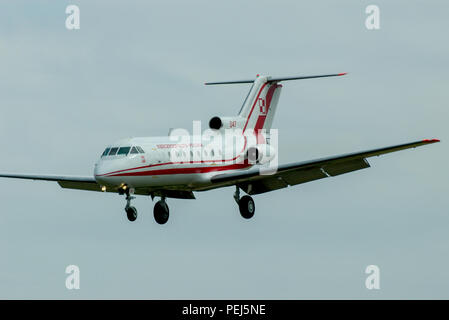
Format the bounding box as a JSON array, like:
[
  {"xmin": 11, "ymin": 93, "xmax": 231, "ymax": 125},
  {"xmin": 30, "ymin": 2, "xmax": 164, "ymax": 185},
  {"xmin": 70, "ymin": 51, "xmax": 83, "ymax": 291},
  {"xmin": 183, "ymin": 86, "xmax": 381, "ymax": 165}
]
[
  {"xmin": 109, "ymin": 147, "xmax": 119, "ymax": 156},
  {"xmin": 130, "ymin": 147, "xmax": 139, "ymax": 154},
  {"xmin": 118, "ymin": 147, "xmax": 131, "ymax": 155},
  {"xmin": 102, "ymin": 148, "xmax": 110, "ymax": 157}
]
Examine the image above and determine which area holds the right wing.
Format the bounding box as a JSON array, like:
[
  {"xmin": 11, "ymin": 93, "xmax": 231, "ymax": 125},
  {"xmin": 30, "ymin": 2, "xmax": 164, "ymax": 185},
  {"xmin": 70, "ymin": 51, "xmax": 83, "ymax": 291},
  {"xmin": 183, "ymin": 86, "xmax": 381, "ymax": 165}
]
[
  {"xmin": 210, "ymin": 139, "xmax": 440, "ymax": 195},
  {"xmin": 0, "ymin": 173, "xmax": 103, "ymax": 192},
  {"xmin": 0, "ymin": 173, "xmax": 195, "ymax": 199}
]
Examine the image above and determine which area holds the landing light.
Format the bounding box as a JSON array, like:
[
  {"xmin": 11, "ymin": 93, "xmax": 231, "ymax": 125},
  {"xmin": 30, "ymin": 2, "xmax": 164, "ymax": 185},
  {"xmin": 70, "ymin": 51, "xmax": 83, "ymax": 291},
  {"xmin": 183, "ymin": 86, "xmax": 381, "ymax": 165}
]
[{"xmin": 101, "ymin": 186, "xmax": 107, "ymax": 192}]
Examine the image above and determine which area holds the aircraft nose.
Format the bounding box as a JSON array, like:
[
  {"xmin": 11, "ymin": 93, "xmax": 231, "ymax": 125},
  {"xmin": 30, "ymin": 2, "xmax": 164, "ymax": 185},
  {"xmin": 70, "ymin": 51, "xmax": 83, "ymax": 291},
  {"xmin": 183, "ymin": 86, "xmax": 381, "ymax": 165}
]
[
  {"xmin": 94, "ymin": 162, "xmax": 100, "ymax": 176},
  {"xmin": 94, "ymin": 160, "xmax": 120, "ymax": 187},
  {"xmin": 94, "ymin": 160, "xmax": 109, "ymax": 182}
]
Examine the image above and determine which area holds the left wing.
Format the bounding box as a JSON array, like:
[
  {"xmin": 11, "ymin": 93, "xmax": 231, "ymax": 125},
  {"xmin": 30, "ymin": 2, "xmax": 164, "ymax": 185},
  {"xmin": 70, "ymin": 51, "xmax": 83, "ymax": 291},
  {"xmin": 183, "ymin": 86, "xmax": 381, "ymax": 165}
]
[{"xmin": 210, "ymin": 139, "xmax": 440, "ymax": 195}]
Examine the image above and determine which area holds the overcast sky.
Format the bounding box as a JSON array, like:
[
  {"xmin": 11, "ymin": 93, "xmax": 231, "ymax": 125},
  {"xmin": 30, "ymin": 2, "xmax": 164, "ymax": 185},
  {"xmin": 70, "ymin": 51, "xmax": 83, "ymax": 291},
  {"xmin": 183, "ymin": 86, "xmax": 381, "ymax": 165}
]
[{"xmin": 0, "ymin": 0, "xmax": 448, "ymax": 299}]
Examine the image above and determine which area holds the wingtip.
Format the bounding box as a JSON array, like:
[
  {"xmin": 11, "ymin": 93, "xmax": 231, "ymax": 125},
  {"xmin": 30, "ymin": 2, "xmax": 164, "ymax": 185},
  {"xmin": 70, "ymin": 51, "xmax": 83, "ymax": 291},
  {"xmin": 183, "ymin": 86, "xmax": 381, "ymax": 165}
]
[
  {"xmin": 423, "ymin": 138, "xmax": 440, "ymax": 143},
  {"xmin": 338, "ymin": 72, "xmax": 348, "ymax": 76}
]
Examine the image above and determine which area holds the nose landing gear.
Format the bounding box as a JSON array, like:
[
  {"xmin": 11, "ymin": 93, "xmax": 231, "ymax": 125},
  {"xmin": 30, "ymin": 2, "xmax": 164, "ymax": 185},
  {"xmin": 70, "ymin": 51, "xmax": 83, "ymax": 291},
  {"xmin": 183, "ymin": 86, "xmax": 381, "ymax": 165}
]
[
  {"xmin": 123, "ymin": 187, "xmax": 137, "ymax": 222},
  {"xmin": 234, "ymin": 186, "xmax": 255, "ymax": 219},
  {"xmin": 126, "ymin": 205, "xmax": 137, "ymax": 221}
]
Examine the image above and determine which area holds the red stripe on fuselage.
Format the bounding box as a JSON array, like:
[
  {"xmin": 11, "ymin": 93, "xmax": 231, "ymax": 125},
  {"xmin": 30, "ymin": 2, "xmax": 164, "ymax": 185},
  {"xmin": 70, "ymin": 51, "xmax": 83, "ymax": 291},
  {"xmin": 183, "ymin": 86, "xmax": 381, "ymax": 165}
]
[
  {"xmin": 98, "ymin": 136, "xmax": 249, "ymax": 177},
  {"xmin": 106, "ymin": 163, "xmax": 251, "ymax": 177}
]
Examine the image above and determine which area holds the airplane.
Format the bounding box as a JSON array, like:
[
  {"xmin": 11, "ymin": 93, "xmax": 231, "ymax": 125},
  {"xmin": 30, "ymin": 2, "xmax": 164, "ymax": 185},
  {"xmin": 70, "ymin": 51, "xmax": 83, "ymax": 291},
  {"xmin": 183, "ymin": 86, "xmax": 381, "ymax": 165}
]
[{"xmin": 0, "ymin": 73, "xmax": 440, "ymax": 225}]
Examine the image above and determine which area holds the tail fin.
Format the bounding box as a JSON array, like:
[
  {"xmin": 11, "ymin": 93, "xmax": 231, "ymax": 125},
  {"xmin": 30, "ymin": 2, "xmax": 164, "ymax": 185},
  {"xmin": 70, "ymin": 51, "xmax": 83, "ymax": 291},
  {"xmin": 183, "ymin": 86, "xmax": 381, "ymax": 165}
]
[
  {"xmin": 205, "ymin": 73, "xmax": 346, "ymax": 133},
  {"xmin": 239, "ymin": 76, "xmax": 282, "ymax": 133}
]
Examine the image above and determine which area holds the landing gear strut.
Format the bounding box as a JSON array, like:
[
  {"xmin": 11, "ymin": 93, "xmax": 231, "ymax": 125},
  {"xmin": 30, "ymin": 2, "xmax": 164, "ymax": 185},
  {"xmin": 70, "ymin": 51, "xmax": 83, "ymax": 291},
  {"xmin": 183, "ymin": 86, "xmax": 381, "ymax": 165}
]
[
  {"xmin": 154, "ymin": 196, "xmax": 169, "ymax": 224},
  {"xmin": 234, "ymin": 186, "xmax": 255, "ymax": 219},
  {"xmin": 123, "ymin": 187, "xmax": 137, "ymax": 222}
]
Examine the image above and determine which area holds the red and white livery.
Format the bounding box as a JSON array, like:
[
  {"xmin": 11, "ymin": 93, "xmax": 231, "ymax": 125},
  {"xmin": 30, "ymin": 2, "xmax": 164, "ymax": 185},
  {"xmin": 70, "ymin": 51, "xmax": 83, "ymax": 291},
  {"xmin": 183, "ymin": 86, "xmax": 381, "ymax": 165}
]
[{"xmin": 0, "ymin": 73, "xmax": 440, "ymax": 224}]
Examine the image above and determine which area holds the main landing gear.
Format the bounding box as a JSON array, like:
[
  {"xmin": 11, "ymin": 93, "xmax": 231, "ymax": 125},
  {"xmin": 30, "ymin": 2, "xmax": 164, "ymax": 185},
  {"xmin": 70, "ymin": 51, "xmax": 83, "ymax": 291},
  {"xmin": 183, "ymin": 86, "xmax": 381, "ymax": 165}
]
[
  {"xmin": 234, "ymin": 186, "xmax": 255, "ymax": 219},
  {"xmin": 153, "ymin": 196, "xmax": 169, "ymax": 225},
  {"xmin": 120, "ymin": 185, "xmax": 254, "ymax": 224},
  {"xmin": 120, "ymin": 186, "xmax": 170, "ymax": 224}
]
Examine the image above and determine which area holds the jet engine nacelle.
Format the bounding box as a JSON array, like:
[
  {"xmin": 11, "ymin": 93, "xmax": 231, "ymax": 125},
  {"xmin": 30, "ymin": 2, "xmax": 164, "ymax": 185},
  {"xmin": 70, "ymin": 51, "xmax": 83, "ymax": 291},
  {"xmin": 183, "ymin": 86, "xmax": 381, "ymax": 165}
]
[
  {"xmin": 209, "ymin": 116, "xmax": 246, "ymax": 130},
  {"xmin": 244, "ymin": 144, "xmax": 276, "ymax": 164}
]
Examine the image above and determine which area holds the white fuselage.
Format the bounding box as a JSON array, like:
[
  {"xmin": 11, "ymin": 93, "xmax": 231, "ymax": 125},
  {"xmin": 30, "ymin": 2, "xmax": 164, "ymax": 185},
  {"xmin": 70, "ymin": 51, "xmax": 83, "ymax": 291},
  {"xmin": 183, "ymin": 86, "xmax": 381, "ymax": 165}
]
[{"xmin": 94, "ymin": 134, "xmax": 255, "ymax": 191}]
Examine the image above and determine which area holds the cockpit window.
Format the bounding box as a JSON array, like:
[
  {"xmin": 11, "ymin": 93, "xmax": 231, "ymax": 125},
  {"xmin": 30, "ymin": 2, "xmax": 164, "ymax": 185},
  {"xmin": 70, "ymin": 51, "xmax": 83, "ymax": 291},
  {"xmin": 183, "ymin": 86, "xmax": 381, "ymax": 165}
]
[
  {"xmin": 102, "ymin": 148, "xmax": 110, "ymax": 157},
  {"xmin": 109, "ymin": 147, "xmax": 119, "ymax": 156},
  {"xmin": 103, "ymin": 146, "xmax": 143, "ymax": 157},
  {"xmin": 117, "ymin": 146, "xmax": 131, "ymax": 155}
]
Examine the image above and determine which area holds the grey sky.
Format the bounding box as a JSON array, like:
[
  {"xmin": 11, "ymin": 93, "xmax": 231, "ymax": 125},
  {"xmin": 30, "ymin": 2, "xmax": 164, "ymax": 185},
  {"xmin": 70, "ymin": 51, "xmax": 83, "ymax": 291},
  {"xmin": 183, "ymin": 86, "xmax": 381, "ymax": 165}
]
[{"xmin": 0, "ymin": 0, "xmax": 448, "ymax": 299}]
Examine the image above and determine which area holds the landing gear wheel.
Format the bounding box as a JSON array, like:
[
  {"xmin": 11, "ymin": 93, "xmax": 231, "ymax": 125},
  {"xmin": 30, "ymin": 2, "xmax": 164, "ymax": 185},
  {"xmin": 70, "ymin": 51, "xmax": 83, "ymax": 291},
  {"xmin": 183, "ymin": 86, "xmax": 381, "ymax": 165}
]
[
  {"xmin": 125, "ymin": 206, "xmax": 138, "ymax": 222},
  {"xmin": 239, "ymin": 195, "xmax": 255, "ymax": 219},
  {"xmin": 154, "ymin": 200, "xmax": 169, "ymax": 224}
]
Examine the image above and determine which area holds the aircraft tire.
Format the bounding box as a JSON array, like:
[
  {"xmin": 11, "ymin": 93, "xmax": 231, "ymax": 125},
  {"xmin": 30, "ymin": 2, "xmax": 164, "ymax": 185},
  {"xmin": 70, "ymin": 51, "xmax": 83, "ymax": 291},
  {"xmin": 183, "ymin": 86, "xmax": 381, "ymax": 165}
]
[
  {"xmin": 239, "ymin": 195, "xmax": 255, "ymax": 219},
  {"xmin": 154, "ymin": 200, "xmax": 169, "ymax": 224},
  {"xmin": 126, "ymin": 206, "xmax": 138, "ymax": 222}
]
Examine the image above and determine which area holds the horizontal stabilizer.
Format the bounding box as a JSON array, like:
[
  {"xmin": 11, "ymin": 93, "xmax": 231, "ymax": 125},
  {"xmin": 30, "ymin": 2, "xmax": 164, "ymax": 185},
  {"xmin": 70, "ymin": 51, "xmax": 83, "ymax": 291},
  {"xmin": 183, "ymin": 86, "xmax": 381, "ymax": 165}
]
[{"xmin": 205, "ymin": 73, "xmax": 347, "ymax": 85}]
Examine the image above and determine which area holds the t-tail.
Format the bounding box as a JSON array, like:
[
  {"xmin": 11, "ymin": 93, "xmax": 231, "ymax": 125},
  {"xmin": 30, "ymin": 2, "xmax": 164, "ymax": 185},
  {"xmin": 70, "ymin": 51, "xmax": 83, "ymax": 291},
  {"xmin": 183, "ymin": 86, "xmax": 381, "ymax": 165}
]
[{"xmin": 205, "ymin": 72, "xmax": 347, "ymax": 135}]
